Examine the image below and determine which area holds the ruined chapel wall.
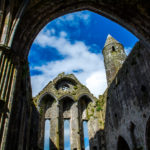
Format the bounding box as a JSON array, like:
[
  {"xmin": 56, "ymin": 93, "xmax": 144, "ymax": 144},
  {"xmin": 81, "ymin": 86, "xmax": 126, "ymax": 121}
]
[{"xmin": 105, "ymin": 42, "xmax": 150, "ymax": 150}]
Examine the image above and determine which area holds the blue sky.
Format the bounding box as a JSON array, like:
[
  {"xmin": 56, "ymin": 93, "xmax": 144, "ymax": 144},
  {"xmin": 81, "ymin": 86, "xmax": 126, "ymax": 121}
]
[
  {"xmin": 30, "ymin": 10, "xmax": 138, "ymax": 150},
  {"xmin": 29, "ymin": 10, "xmax": 138, "ymax": 98},
  {"xmin": 44, "ymin": 120, "xmax": 90, "ymax": 150}
]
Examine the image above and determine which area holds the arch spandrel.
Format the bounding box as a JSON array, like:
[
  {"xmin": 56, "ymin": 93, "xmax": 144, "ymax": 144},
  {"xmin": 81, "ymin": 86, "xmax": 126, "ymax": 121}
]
[{"xmin": 10, "ymin": 0, "xmax": 150, "ymax": 57}]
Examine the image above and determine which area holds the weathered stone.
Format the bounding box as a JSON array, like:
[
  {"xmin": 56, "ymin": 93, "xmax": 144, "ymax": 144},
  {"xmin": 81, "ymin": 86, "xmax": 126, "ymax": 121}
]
[
  {"xmin": 34, "ymin": 73, "xmax": 104, "ymax": 150},
  {"xmin": 103, "ymin": 34, "xmax": 127, "ymax": 86},
  {"xmin": 0, "ymin": 1, "xmax": 150, "ymax": 150}
]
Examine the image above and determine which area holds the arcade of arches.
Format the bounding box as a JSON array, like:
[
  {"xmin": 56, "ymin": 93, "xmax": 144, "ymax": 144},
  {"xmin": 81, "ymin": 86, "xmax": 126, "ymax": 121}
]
[
  {"xmin": 35, "ymin": 73, "xmax": 105, "ymax": 150},
  {"xmin": 0, "ymin": 0, "xmax": 150, "ymax": 150}
]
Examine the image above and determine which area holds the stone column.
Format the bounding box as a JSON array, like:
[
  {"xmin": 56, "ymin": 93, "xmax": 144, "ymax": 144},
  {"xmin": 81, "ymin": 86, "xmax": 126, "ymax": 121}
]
[
  {"xmin": 38, "ymin": 106, "xmax": 46, "ymax": 149},
  {"xmin": 59, "ymin": 101, "xmax": 64, "ymax": 150},
  {"xmin": 50, "ymin": 101, "xmax": 59, "ymax": 150},
  {"xmin": 70, "ymin": 102, "xmax": 81, "ymax": 150},
  {"xmin": 0, "ymin": 47, "xmax": 26, "ymax": 150},
  {"xmin": 88, "ymin": 118, "xmax": 96, "ymax": 150},
  {"xmin": 0, "ymin": 46, "xmax": 33, "ymax": 150},
  {"xmin": 0, "ymin": 46, "xmax": 20, "ymax": 150}
]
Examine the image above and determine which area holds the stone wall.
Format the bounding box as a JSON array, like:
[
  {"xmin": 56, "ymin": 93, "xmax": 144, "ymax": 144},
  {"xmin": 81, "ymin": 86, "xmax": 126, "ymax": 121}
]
[
  {"xmin": 105, "ymin": 42, "xmax": 150, "ymax": 150},
  {"xmin": 34, "ymin": 73, "xmax": 105, "ymax": 150},
  {"xmin": 0, "ymin": 60, "xmax": 39, "ymax": 150}
]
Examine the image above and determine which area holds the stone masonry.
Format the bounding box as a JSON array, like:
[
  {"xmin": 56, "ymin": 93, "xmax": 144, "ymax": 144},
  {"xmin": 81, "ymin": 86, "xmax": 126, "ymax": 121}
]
[
  {"xmin": 34, "ymin": 73, "xmax": 105, "ymax": 150},
  {"xmin": 0, "ymin": 1, "xmax": 150, "ymax": 150}
]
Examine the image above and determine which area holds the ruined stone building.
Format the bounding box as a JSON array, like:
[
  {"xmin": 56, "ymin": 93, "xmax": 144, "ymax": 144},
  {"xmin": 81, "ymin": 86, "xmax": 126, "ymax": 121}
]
[
  {"xmin": 31, "ymin": 34, "xmax": 126, "ymax": 150},
  {"xmin": 33, "ymin": 73, "xmax": 105, "ymax": 150},
  {"xmin": 0, "ymin": 1, "xmax": 150, "ymax": 150}
]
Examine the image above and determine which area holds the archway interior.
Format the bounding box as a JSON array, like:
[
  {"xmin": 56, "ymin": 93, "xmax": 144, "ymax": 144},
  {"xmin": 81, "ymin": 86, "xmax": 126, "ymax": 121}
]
[
  {"xmin": 29, "ymin": 10, "xmax": 138, "ymax": 150},
  {"xmin": 29, "ymin": 10, "xmax": 138, "ymax": 99}
]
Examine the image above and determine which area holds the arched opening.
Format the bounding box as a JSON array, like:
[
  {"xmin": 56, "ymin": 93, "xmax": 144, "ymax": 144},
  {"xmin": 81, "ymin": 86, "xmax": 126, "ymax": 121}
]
[
  {"xmin": 117, "ymin": 136, "xmax": 130, "ymax": 150},
  {"xmin": 39, "ymin": 94, "xmax": 56, "ymax": 149},
  {"xmin": 0, "ymin": 1, "xmax": 150, "ymax": 150},
  {"xmin": 11, "ymin": 1, "xmax": 150, "ymax": 57},
  {"xmin": 78, "ymin": 95, "xmax": 92, "ymax": 120},
  {"xmin": 59, "ymin": 96, "xmax": 74, "ymax": 150},
  {"xmin": 146, "ymin": 117, "xmax": 150, "ymax": 150},
  {"xmin": 55, "ymin": 78, "xmax": 77, "ymax": 90},
  {"xmin": 39, "ymin": 94, "xmax": 56, "ymax": 108},
  {"xmin": 78, "ymin": 95, "xmax": 92, "ymax": 150},
  {"xmin": 60, "ymin": 96, "xmax": 74, "ymax": 119}
]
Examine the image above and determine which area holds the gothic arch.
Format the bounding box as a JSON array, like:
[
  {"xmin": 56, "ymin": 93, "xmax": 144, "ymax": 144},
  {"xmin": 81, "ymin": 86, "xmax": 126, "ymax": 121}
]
[
  {"xmin": 11, "ymin": 0, "xmax": 150, "ymax": 58},
  {"xmin": 78, "ymin": 94, "xmax": 93, "ymax": 103},
  {"xmin": 39, "ymin": 92, "xmax": 56, "ymax": 107},
  {"xmin": 58, "ymin": 95, "xmax": 75, "ymax": 102},
  {"xmin": 146, "ymin": 117, "xmax": 150, "ymax": 150},
  {"xmin": 59, "ymin": 96, "xmax": 75, "ymax": 119},
  {"xmin": 78, "ymin": 95, "xmax": 92, "ymax": 121},
  {"xmin": 55, "ymin": 77, "xmax": 77, "ymax": 90},
  {"xmin": 117, "ymin": 136, "xmax": 130, "ymax": 150}
]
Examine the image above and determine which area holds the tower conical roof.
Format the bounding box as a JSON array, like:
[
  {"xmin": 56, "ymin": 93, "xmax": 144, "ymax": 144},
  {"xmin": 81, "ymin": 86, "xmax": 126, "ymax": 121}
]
[{"xmin": 104, "ymin": 34, "xmax": 120, "ymax": 47}]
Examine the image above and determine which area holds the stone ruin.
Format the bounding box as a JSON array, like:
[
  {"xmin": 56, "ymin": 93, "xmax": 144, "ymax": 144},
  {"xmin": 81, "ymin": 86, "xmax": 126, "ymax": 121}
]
[
  {"xmin": 32, "ymin": 35, "xmax": 126, "ymax": 150},
  {"xmin": 0, "ymin": 1, "xmax": 150, "ymax": 150},
  {"xmin": 33, "ymin": 73, "xmax": 105, "ymax": 150}
]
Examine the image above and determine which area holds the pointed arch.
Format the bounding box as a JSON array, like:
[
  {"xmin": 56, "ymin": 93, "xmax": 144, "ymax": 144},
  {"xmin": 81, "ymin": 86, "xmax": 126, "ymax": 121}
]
[
  {"xmin": 59, "ymin": 95, "xmax": 75, "ymax": 105},
  {"xmin": 11, "ymin": 1, "xmax": 150, "ymax": 58},
  {"xmin": 78, "ymin": 94, "xmax": 93, "ymax": 106},
  {"xmin": 117, "ymin": 136, "xmax": 130, "ymax": 150},
  {"xmin": 39, "ymin": 92, "xmax": 56, "ymax": 107},
  {"xmin": 55, "ymin": 77, "xmax": 77, "ymax": 90},
  {"xmin": 59, "ymin": 96, "xmax": 74, "ymax": 114}
]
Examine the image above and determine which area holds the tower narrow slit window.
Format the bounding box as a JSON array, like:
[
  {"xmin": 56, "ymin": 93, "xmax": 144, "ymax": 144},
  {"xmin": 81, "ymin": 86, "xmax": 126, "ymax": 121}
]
[
  {"xmin": 44, "ymin": 119, "xmax": 50, "ymax": 150},
  {"xmin": 112, "ymin": 46, "xmax": 115, "ymax": 51},
  {"xmin": 83, "ymin": 121, "xmax": 90, "ymax": 150},
  {"xmin": 64, "ymin": 119, "xmax": 71, "ymax": 150}
]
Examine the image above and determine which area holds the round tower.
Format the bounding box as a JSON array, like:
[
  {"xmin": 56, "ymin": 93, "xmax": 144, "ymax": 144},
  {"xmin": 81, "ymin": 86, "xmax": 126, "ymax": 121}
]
[{"xmin": 102, "ymin": 34, "xmax": 127, "ymax": 86}]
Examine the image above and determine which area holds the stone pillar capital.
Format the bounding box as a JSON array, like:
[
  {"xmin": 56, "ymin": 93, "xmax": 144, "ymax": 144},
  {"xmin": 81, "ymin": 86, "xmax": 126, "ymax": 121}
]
[{"xmin": 0, "ymin": 44, "xmax": 28, "ymax": 66}]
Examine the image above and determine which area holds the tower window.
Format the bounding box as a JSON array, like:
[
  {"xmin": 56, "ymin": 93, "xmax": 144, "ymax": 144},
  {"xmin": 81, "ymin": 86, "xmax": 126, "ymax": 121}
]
[{"xmin": 112, "ymin": 46, "xmax": 115, "ymax": 51}]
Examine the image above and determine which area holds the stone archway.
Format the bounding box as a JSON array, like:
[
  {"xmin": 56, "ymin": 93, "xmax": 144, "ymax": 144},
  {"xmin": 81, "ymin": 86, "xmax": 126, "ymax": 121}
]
[
  {"xmin": 0, "ymin": 1, "xmax": 149, "ymax": 57},
  {"xmin": 0, "ymin": 1, "xmax": 150, "ymax": 150},
  {"xmin": 117, "ymin": 136, "xmax": 130, "ymax": 150},
  {"xmin": 38, "ymin": 94, "xmax": 56, "ymax": 149},
  {"xmin": 146, "ymin": 117, "xmax": 150, "ymax": 150}
]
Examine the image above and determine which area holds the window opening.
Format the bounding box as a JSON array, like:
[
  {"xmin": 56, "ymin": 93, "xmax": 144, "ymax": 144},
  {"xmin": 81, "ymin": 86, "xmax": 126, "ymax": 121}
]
[
  {"xmin": 64, "ymin": 119, "xmax": 71, "ymax": 150},
  {"xmin": 112, "ymin": 46, "xmax": 115, "ymax": 51},
  {"xmin": 83, "ymin": 121, "xmax": 90, "ymax": 150},
  {"xmin": 44, "ymin": 119, "xmax": 50, "ymax": 150}
]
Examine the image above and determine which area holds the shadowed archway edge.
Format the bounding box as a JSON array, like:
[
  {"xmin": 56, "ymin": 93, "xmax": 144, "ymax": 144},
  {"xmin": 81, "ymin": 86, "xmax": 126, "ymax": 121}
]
[{"xmin": 11, "ymin": 0, "xmax": 150, "ymax": 58}]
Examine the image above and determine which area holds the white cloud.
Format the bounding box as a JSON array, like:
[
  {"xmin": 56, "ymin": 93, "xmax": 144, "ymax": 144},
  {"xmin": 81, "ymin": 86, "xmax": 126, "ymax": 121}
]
[
  {"xmin": 125, "ymin": 47, "xmax": 132, "ymax": 55},
  {"xmin": 86, "ymin": 71, "xmax": 107, "ymax": 97},
  {"xmin": 54, "ymin": 11, "xmax": 91, "ymax": 27},
  {"xmin": 31, "ymin": 29, "xmax": 107, "ymax": 98}
]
